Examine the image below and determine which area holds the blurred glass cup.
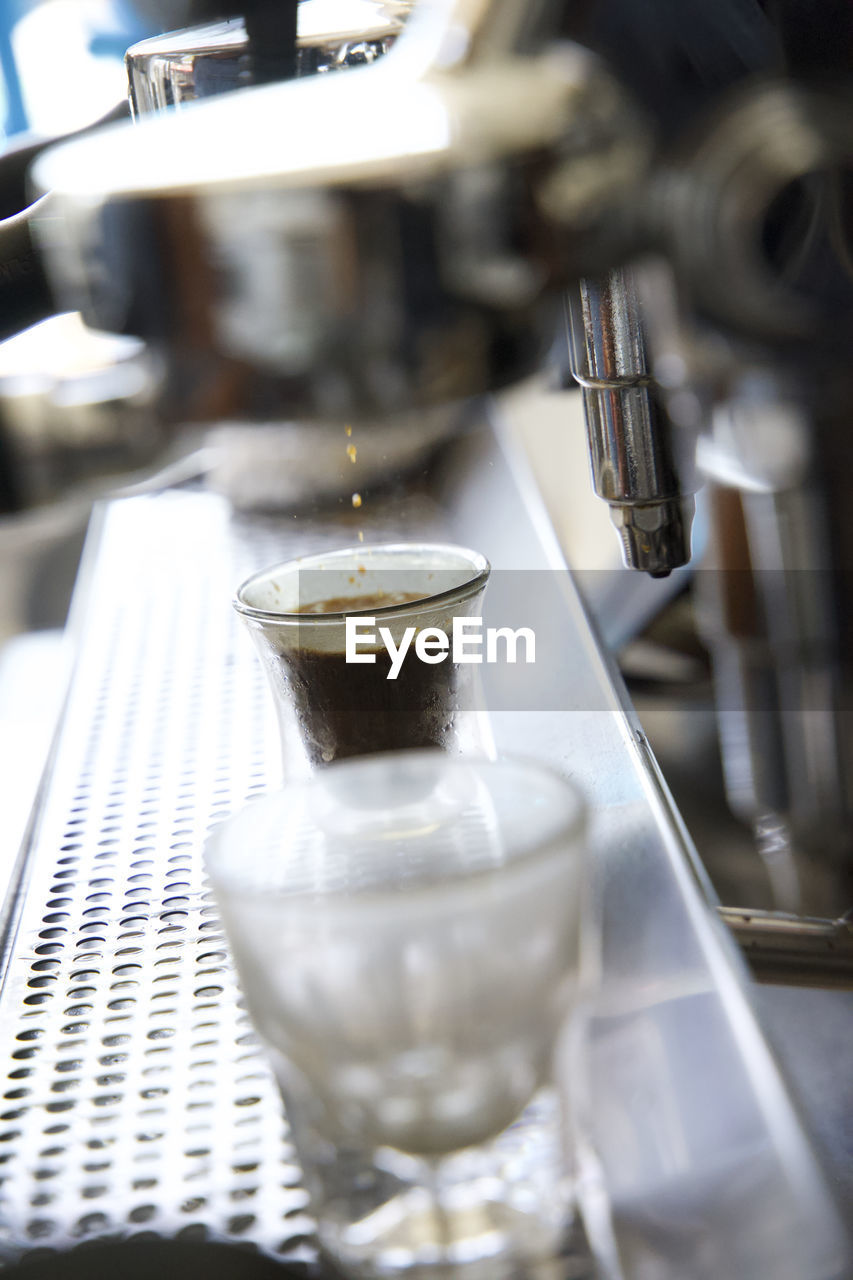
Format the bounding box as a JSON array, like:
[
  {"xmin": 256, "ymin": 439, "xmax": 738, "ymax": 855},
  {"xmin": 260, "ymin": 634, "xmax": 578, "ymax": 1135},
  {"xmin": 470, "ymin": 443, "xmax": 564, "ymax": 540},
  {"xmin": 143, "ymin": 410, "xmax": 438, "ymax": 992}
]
[
  {"xmin": 234, "ymin": 543, "xmax": 491, "ymax": 777},
  {"xmin": 206, "ymin": 751, "xmax": 587, "ymax": 1277}
]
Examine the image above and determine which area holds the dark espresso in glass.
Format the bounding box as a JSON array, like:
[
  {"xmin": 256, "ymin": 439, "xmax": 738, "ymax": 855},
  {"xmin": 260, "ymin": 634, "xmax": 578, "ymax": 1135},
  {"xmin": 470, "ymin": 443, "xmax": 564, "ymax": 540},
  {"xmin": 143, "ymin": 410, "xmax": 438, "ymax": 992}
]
[{"xmin": 286, "ymin": 592, "xmax": 459, "ymax": 764}]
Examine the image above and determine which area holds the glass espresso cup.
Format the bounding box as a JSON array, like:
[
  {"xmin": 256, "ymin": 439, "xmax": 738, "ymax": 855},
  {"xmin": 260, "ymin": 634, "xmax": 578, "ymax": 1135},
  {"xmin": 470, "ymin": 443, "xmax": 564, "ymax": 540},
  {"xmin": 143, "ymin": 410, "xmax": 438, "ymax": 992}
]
[
  {"xmin": 234, "ymin": 543, "xmax": 491, "ymax": 777},
  {"xmin": 205, "ymin": 751, "xmax": 587, "ymax": 1277}
]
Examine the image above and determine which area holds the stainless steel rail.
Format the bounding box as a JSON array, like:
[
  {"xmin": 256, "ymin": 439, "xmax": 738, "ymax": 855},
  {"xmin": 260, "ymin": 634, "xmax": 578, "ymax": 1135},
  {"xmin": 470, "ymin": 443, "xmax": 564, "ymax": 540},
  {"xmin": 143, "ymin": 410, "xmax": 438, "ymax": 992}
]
[
  {"xmin": 721, "ymin": 906, "xmax": 853, "ymax": 988},
  {"xmin": 0, "ymin": 414, "xmax": 846, "ymax": 1278}
]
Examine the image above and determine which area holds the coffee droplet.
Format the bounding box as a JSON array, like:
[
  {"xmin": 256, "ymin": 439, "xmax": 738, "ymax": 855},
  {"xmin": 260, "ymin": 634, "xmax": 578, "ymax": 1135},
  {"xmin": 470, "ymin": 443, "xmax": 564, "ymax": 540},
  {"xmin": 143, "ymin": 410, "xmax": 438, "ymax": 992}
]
[
  {"xmin": 357, "ymin": 531, "xmax": 364, "ymax": 543},
  {"xmin": 347, "ymin": 444, "xmax": 357, "ymax": 464},
  {"xmin": 352, "ymin": 493, "xmax": 362, "ymax": 509},
  {"xmin": 345, "ymin": 424, "xmax": 352, "ymax": 437}
]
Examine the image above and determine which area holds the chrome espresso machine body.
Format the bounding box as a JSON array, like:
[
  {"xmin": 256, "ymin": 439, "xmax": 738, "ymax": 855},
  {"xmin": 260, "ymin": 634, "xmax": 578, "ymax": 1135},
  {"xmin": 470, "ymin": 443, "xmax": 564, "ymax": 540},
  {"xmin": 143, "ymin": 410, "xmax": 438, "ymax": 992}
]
[
  {"xmin": 29, "ymin": 0, "xmax": 853, "ymax": 925},
  {"xmin": 1, "ymin": 0, "xmax": 853, "ymax": 1276}
]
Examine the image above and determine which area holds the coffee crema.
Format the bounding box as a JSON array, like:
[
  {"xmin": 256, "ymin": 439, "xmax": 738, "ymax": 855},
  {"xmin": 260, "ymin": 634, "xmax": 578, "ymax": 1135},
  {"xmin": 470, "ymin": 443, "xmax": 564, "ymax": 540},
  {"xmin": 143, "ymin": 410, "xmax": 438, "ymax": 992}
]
[{"xmin": 294, "ymin": 590, "xmax": 426, "ymax": 615}]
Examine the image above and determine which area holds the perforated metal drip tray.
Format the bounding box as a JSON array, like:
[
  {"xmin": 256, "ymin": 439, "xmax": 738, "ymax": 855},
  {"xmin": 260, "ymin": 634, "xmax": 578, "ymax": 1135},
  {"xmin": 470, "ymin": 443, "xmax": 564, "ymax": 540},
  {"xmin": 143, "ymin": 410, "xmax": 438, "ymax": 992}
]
[
  {"xmin": 0, "ymin": 491, "xmax": 318, "ymax": 1264},
  {"xmin": 0, "ymin": 416, "xmax": 847, "ymax": 1279}
]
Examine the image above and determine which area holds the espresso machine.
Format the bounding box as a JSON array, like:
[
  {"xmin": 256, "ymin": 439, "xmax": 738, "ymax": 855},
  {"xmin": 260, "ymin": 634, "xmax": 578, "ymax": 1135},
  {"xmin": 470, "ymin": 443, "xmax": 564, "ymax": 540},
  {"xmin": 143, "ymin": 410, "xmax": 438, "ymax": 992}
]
[
  {"xmin": 22, "ymin": 0, "xmax": 853, "ymax": 925},
  {"xmin": 0, "ymin": 2, "xmax": 852, "ymax": 1276}
]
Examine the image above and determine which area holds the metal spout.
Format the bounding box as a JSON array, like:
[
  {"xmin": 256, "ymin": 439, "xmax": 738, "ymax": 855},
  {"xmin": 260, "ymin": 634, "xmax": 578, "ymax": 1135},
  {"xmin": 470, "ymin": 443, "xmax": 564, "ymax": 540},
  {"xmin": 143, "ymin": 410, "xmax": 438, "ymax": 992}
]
[
  {"xmin": 610, "ymin": 494, "xmax": 695, "ymax": 577},
  {"xmin": 567, "ymin": 265, "xmax": 696, "ymax": 575}
]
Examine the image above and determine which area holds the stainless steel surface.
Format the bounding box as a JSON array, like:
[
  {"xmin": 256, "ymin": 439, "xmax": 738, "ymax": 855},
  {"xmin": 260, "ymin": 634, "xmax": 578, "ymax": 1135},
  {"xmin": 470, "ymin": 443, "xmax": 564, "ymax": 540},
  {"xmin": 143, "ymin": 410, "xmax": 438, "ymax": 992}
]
[
  {"xmin": 634, "ymin": 81, "xmax": 853, "ymax": 921},
  {"xmin": 627, "ymin": 685, "xmax": 853, "ymax": 1210},
  {"xmin": 566, "ymin": 268, "xmax": 696, "ymax": 577},
  {"xmin": 0, "ymin": 416, "xmax": 846, "ymax": 1278},
  {"xmin": 694, "ymin": 471, "xmax": 851, "ymax": 918},
  {"xmin": 754, "ymin": 982, "xmax": 853, "ymax": 1214},
  {"xmin": 126, "ymin": 2, "xmax": 410, "ymax": 116},
  {"xmin": 720, "ymin": 907, "xmax": 853, "ymax": 988}
]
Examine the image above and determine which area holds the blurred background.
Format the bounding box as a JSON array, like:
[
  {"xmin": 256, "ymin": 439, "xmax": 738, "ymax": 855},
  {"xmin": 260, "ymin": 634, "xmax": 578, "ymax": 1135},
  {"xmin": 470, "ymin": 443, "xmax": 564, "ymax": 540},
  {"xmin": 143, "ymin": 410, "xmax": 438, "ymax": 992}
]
[
  {"xmin": 0, "ymin": 4, "xmax": 852, "ymax": 1272},
  {"xmin": 0, "ymin": 0, "xmax": 148, "ymax": 138}
]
